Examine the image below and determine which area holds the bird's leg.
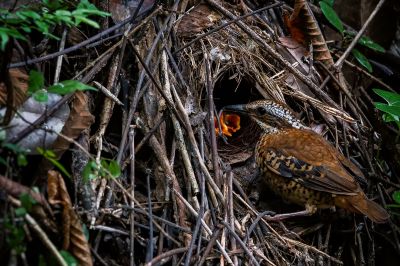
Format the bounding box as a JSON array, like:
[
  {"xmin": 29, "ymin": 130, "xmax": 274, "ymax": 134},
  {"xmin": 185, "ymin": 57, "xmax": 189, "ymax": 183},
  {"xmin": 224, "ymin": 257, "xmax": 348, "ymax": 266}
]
[{"xmin": 263, "ymin": 204, "xmax": 317, "ymax": 221}]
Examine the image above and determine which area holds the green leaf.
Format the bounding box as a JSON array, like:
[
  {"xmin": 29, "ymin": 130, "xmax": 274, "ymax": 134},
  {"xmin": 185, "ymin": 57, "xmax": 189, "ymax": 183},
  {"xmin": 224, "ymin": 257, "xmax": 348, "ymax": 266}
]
[
  {"xmin": 344, "ymin": 31, "xmax": 385, "ymax": 52},
  {"xmin": 323, "ymin": 0, "xmax": 334, "ymax": 6},
  {"xmin": 108, "ymin": 160, "xmax": 121, "ymax": 178},
  {"xmin": 2, "ymin": 143, "xmax": 26, "ymax": 154},
  {"xmin": 375, "ymin": 103, "xmax": 400, "ymax": 117},
  {"xmin": 0, "ymin": 27, "xmax": 25, "ymax": 51},
  {"xmin": 82, "ymin": 160, "xmax": 98, "ymax": 182},
  {"xmin": 0, "ymin": 156, "xmax": 8, "ymax": 167},
  {"xmin": 393, "ymin": 191, "xmax": 400, "ymax": 205},
  {"xmin": 35, "ymin": 20, "xmax": 49, "ymax": 33},
  {"xmin": 0, "ymin": 128, "xmax": 6, "ymax": 141},
  {"xmin": 319, "ymin": 1, "xmax": 343, "ymax": 33},
  {"xmin": 60, "ymin": 250, "xmax": 78, "ymax": 266},
  {"xmin": 17, "ymin": 153, "xmax": 28, "ymax": 167},
  {"xmin": 0, "ymin": 30, "xmax": 9, "ymax": 51},
  {"xmin": 373, "ymin": 89, "xmax": 400, "ymax": 105},
  {"xmin": 48, "ymin": 80, "xmax": 96, "ymax": 95},
  {"xmin": 54, "ymin": 10, "xmax": 73, "ymax": 25},
  {"xmin": 17, "ymin": 10, "xmax": 41, "ymax": 20},
  {"xmin": 15, "ymin": 207, "xmax": 27, "ymax": 217},
  {"xmin": 73, "ymin": 15, "xmax": 100, "ymax": 28},
  {"xmin": 19, "ymin": 193, "xmax": 37, "ymax": 212},
  {"xmin": 352, "ymin": 49, "xmax": 372, "ymax": 72},
  {"xmin": 37, "ymin": 148, "xmax": 71, "ymax": 178},
  {"xmin": 358, "ymin": 36, "xmax": 385, "ymax": 52},
  {"xmin": 33, "ymin": 89, "xmax": 49, "ymax": 103},
  {"xmin": 28, "ymin": 70, "xmax": 45, "ymax": 93}
]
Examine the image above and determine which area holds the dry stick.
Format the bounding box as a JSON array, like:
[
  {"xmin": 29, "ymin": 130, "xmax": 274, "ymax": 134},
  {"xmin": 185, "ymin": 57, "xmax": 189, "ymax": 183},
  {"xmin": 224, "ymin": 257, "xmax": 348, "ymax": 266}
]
[
  {"xmin": 115, "ymin": 6, "xmax": 178, "ymax": 164},
  {"xmin": 161, "ymin": 51, "xmax": 199, "ymax": 195},
  {"xmin": 7, "ymin": 1, "xmax": 155, "ymax": 68},
  {"xmin": 204, "ymin": 53, "xmax": 221, "ymax": 187},
  {"xmin": 334, "ymin": 0, "xmax": 387, "ymax": 70},
  {"xmin": 205, "ymin": 0, "xmax": 347, "ymax": 116},
  {"xmin": 145, "ymin": 172, "xmax": 154, "ymax": 263},
  {"xmin": 341, "ymin": 58, "xmax": 393, "ymax": 92},
  {"xmin": 122, "ymin": 207, "xmax": 191, "ymax": 233},
  {"xmin": 159, "ymin": 51, "xmax": 194, "ymax": 244},
  {"xmin": 112, "ymin": 179, "xmax": 181, "ymax": 246},
  {"xmin": 134, "ymin": 115, "xmax": 165, "ymax": 154},
  {"xmin": 220, "ymin": 180, "xmax": 228, "ymax": 266},
  {"xmin": 93, "ymin": 81, "xmax": 123, "ymax": 105},
  {"xmin": 173, "ymin": 2, "xmax": 283, "ymax": 54},
  {"xmin": 220, "ymin": 221, "xmax": 260, "ymax": 266},
  {"xmin": 184, "ymin": 165, "xmax": 206, "ymax": 266},
  {"xmin": 9, "ymin": 11, "xmax": 157, "ymax": 144},
  {"xmin": 316, "ymin": 61, "xmax": 372, "ymax": 128},
  {"xmin": 129, "ymin": 128, "xmax": 135, "ymax": 266},
  {"xmin": 53, "ymin": 28, "xmax": 67, "ymax": 83},
  {"xmin": 173, "ymin": 189, "xmax": 235, "ymax": 265},
  {"xmin": 170, "ymin": 85, "xmax": 225, "ymax": 203},
  {"xmin": 198, "ymin": 227, "xmax": 222, "ymax": 266},
  {"xmin": 227, "ymin": 171, "xmax": 239, "ymax": 266},
  {"xmin": 8, "ymin": 196, "xmax": 68, "ymax": 266},
  {"xmin": 144, "ymin": 247, "xmax": 192, "ymax": 266},
  {"xmin": 233, "ymin": 192, "xmax": 343, "ymax": 264},
  {"xmin": 94, "ymin": 53, "xmax": 120, "ymax": 163}
]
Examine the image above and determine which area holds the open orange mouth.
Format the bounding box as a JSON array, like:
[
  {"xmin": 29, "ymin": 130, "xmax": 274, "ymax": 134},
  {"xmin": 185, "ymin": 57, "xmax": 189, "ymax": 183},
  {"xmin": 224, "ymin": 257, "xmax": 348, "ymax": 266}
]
[{"xmin": 214, "ymin": 113, "xmax": 241, "ymax": 137}]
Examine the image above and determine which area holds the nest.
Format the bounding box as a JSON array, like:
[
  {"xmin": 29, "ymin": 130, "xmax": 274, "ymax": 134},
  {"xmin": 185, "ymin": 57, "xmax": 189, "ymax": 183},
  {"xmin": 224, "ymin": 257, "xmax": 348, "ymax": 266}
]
[{"xmin": 2, "ymin": 0, "xmax": 399, "ymax": 265}]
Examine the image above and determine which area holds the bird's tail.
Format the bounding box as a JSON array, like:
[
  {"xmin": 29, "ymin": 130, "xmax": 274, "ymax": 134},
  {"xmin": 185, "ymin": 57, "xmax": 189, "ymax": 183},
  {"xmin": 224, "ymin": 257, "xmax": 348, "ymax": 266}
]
[{"xmin": 335, "ymin": 194, "xmax": 390, "ymax": 223}]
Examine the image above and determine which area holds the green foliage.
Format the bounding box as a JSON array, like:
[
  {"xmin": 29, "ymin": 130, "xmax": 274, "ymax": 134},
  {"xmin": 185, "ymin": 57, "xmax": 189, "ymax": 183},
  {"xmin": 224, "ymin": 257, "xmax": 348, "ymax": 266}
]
[
  {"xmin": 322, "ymin": 0, "xmax": 335, "ymax": 6},
  {"xmin": 4, "ymin": 217, "xmax": 26, "ymax": 254},
  {"xmin": 319, "ymin": 3, "xmax": 386, "ymax": 72},
  {"xmin": 344, "ymin": 31, "xmax": 385, "ymax": 53},
  {"xmin": 60, "ymin": 250, "xmax": 78, "ymax": 266},
  {"xmin": 1, "ymin": 142, "xmax": 28, "ymax": 167},
  {"xmin": 37, "ymin": 148, "xmax": 71, "ymax": 178},
  {"xmin": 28, "ymin": 70, "xmax": 96, "ymax": 103},
  {"xmin": 0, "ymin": 0, "xmax": 110, "ymax": 50},
  {"xmin": 82, "ymin": 159, "xmax": 121, "ymax": 183},
  {"xmin": 352, "ymin": 49, "xmax": 372, "ymax": 73},
  {"xmin": 373, "ymin": 89, "xmax": 400, "ymax": 131},
  {"xmin": 319, "ymin": 1, "xmax": 343, "ymax": 33},
  {"xmin": 393, "ymin": 191, "xmax": 400, "ymax": 204},
  {"xmin": 48, "ymin": 80, "xmax": 97, "ymax": 95}
]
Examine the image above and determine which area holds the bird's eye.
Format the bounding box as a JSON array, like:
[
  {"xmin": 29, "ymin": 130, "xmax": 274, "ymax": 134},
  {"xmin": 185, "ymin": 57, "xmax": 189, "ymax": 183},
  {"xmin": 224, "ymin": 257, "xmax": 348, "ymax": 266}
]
[{"xmin": 256, "ymin": 107, "xmax": 267, "ymax": 115}]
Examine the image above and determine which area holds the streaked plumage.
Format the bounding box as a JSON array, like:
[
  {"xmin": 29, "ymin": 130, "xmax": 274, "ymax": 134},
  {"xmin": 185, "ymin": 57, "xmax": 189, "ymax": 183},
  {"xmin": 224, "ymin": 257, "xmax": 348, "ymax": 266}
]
[{"xmin": 223, "ymin": 100, "xmax": 389, "ymax": 223}]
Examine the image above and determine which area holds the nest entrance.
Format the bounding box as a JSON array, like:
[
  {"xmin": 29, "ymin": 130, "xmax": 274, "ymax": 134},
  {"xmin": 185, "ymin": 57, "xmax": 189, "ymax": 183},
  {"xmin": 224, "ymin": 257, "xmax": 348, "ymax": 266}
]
[{"xmin": 212, "ymin": 75, "xmax": 262, "ymax": 164}]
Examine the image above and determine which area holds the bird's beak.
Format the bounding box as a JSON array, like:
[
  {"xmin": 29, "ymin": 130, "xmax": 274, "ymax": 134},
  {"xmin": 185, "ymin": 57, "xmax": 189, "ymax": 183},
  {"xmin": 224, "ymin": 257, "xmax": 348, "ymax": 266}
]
[{"xmin": 221, "ymin": 104, "xmax": 247, "ymax": 114}]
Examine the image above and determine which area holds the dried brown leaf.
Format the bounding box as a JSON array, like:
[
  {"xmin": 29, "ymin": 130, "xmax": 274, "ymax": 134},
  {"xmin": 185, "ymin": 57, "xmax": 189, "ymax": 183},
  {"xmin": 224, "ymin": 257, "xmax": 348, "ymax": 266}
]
[
  {"xmin": 177, "ymin": 4, "xmax": 221, "ymax": 37},
  {"xmin": 48, "ymin": 170, "xmax": 93, "ymax": 266},
  {"xmin": 284, "ymin": 0, "xmax": 334, "ymax": 67},
  {"xmin": 0, "ymin": 69, "xmax": 29, "ymax": 109},
  {"xmin": 51, "ymin": 91, "xmax": 95, "ymax": 158}
]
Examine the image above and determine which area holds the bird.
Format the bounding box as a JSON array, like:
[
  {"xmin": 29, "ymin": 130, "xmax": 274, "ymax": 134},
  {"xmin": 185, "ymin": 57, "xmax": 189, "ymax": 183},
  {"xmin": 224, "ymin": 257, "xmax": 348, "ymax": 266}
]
[{"xmin": 222, "ymin": 100, "xmax": 389, "ymax": 223}]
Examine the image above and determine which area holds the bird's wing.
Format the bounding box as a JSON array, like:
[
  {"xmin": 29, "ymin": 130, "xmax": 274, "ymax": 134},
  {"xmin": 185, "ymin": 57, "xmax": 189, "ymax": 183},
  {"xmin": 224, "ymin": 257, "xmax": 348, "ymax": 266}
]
[{"xmin": 259, "ymin": 129, "xmax": 361, "ymax": 195}]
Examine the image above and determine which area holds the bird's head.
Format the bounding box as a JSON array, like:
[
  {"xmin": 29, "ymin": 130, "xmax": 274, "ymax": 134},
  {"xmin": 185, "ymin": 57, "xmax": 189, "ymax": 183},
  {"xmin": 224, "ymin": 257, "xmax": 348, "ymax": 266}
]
[{"xmin": 221, "ymin": 100, "xmax": 305, "ymax": 132}]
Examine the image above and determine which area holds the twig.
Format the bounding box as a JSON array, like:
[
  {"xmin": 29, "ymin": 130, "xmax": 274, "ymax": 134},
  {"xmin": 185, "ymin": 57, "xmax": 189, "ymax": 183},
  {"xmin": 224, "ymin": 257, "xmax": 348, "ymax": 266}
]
[
  {"xmin": 93, "ymin": 81, "xmax": 123, "ymax": 105},
  {"xmin": 129, "ymin": 128, "xmax": 135, "ymax": 266},
  {"xmin": 8, "ymin": 196, "xmax": 68, "ymax": 266},
  {"xmin": 204, "ymin": 53, "xmax": 221, "ymax": 187},
  {"xmin": 8, "ymin": 2, "xmax": 157, "ymax": 68},
  {"xmin": 53, "ymin": 28, "xmax": 67, "ymax": 84},
  {"xmin": 174, "ymin": 2, "xmax": 283, "ymax": 54},
  {"xmin": 205, "ymin": 0, "xmax": 348, "ymax": 115},
  {"xmin": 334, "ymin": 0, "xmax": 387, "ymax": 70},
  {"xmin": 145, "ymin": 247, "xmax": 192, "ymax": 266}
]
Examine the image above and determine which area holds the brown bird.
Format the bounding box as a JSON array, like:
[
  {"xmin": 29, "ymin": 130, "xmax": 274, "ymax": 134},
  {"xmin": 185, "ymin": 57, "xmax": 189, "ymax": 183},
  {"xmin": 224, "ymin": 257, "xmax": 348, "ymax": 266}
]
[{"xmin": 223, "ymin": 100, "xmax": 389, "ymax": 223}]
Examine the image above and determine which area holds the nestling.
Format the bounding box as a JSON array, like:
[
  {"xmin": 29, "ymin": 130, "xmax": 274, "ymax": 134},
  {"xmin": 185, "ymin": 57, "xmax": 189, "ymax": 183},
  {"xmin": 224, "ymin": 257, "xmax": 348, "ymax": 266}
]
[{"xmin": 222, "ymin": 100, "xmax": 389, "ymax": 223}]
